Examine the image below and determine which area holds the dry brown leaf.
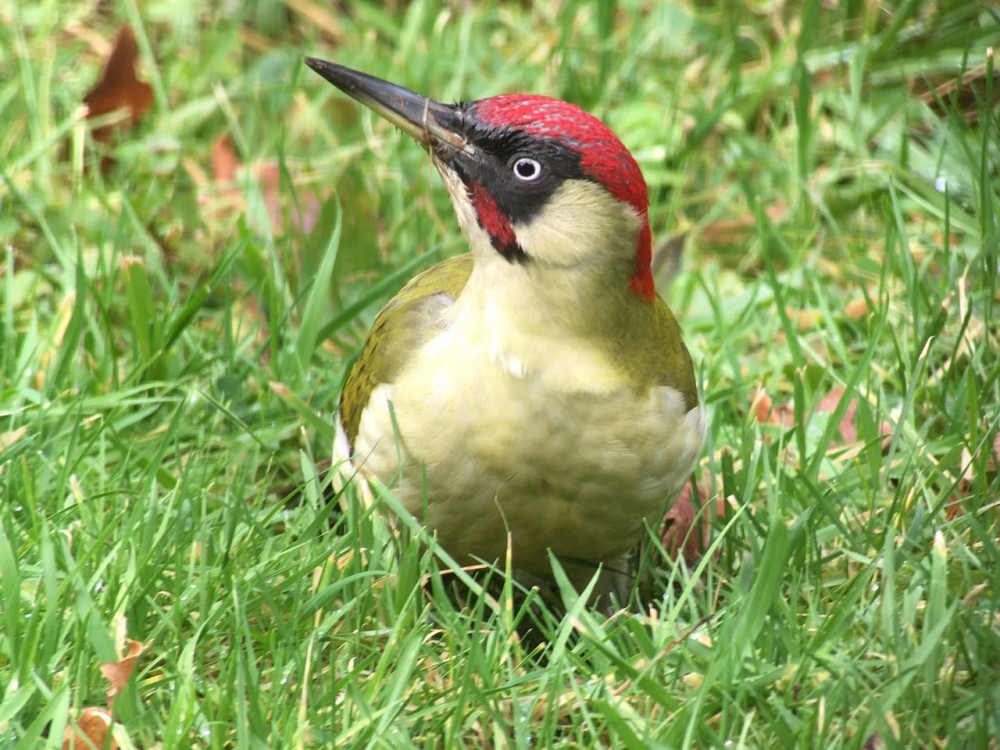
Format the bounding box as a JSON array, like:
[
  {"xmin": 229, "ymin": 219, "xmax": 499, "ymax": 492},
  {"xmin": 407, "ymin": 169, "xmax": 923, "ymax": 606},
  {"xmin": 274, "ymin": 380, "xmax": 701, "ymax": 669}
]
[
  {"xmin": 877, "ymin": 420, "xmax": 895, "ymax": 453},
  {"xmin": 63, "ymin": 707, "xmax": 117, "ymax": 750},
  {"xmin": 698, "ymin": 204, "xmax": 788, "ymax": 250},
  {"xmin": 914, "ymin": 59, "xmax": 999, "ymax": 124},
  {"xmin": 817, "ymin": 386, "xmax": 858, "ymax": 444},
  {"xmin": 256, "ymin": 162, "xmax": 285, "ymax": 231},
  {"xmin": 258, "ymin": 162, "xmax": 323, "ymax": 236},
  {"xmin": 945, "ymin": 446, "xmax": 977, "ymax": 520},
  {"xmin": 786, "ymin": 307, "xmax": 822, "ymax": 331},
  {"xmin": 945, "ymin": 498, "xmax": 966, "ymax": 521},
  {"xmin": 818, "ymin": 387, "xmax": 895, "ymax": 453},
  {"xmin": 844, "ymin": 297, "xmax": 870, "ymax": 321},
  {"xmin": 752, "ymin": 386, "xmax": 794, "ymax": 429},
  {"xmin": 209, "ymin": 135, "xmax": 321, "ymax": 236},
  {"xmin": 101, "ymin": 638, "xmax": 148, "ymax": 709},
  {"xmin": 699, "ymin": 215, "xmax": 755, "ymax": 248},
  {"xmin": 661, "ymin": 481, "xmax": 723, "ymax": 564},
  {"xmin": 212, "ymin": 134, "xmax": 241, "ymax": 183},
  {"xmin": 83, "ymin": 25, "xmax": 153, "ymax": 146},
  {"xmin": 752, "ymin": 387, "xmax": 774, "ymax": 424}
]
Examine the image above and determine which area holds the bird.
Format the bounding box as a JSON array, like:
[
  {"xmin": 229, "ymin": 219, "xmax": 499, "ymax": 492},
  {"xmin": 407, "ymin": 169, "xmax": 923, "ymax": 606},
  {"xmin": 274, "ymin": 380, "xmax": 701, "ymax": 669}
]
[{"xmin": 305, "ymin": 57, "xmax": 706, "ymax": 607}]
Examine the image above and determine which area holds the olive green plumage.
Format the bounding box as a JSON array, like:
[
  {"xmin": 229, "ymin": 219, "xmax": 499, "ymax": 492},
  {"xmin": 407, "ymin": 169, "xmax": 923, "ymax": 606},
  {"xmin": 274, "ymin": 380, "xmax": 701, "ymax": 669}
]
[
  {"xmin": 340, "ymin": 253, "xmax": 698, "ymax": 449},
  {"xmin": 340, "ymin": 254, "xmax": 471, "ymax": 445},
  {"xmin": 306, "ymin": 59, "xmax": 708, "ymax": 606}
]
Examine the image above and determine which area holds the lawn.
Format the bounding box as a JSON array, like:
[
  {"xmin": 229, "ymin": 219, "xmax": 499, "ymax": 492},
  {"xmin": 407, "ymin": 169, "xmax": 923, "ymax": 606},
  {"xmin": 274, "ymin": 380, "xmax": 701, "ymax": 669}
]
[{"xmin": 1, "ymin": 0, "xmax": 998, "ymax": 747}]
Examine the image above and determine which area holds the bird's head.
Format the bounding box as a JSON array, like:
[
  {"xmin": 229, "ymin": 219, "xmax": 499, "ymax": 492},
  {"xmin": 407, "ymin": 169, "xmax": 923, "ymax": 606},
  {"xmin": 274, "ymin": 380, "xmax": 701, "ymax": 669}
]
[{"xmin": 305, "ymin": 58, "xmax": 655, "ymax": 302}]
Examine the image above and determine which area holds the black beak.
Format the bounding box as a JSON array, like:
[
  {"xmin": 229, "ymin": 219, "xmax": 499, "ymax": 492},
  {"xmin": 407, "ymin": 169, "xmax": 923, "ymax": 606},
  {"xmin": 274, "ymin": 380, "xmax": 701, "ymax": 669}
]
[{"xmin": 304, "ymin": 58, "xmax": 470, "ymax": 155}]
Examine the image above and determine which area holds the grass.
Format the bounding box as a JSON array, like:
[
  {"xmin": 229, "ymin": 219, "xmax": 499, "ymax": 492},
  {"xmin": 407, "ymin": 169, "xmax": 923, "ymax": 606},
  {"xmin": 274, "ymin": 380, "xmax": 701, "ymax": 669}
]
[{"xmin": 2, "ymin": 0, "xmax": 998, "ymax": 747}]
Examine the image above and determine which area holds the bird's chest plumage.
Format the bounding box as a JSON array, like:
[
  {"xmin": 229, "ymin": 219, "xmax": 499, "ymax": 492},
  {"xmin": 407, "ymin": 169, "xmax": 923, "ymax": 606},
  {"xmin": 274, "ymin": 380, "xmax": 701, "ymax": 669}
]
[{"xmin": 348, "ymin": 318, "xmax": 704, "ymax": 574}]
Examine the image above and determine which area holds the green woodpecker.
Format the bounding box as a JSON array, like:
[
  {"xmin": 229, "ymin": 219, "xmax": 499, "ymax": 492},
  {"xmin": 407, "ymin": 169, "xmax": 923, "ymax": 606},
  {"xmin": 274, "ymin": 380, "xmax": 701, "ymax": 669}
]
[{"xmin": 305, "ymin": 58, "xmax": 705, "ymax": 603}]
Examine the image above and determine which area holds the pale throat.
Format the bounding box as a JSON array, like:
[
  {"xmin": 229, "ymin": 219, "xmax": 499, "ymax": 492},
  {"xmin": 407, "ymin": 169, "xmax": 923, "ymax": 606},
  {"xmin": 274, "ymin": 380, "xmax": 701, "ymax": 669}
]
[{"xmin": 438, "ymin": 181, "xmax": 648, "ymax": 392}]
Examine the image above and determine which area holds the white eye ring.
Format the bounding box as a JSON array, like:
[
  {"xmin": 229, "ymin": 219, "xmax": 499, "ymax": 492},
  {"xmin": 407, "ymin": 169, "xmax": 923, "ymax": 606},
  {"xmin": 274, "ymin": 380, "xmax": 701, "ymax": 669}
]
[{"xmin": 512, "ymin": 157, "xmax": 543, "ymax": 182}]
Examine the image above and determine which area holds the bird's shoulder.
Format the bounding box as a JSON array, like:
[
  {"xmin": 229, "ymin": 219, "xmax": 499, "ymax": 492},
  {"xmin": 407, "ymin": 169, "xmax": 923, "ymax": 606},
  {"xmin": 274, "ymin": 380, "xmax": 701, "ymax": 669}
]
[
  {"xmin": 607, "ymin": 294, "xmax": 699, "ymax": 412},
  {"xmin": 339, "ymin": 253, "xmax": 473, "ymax": 445}
]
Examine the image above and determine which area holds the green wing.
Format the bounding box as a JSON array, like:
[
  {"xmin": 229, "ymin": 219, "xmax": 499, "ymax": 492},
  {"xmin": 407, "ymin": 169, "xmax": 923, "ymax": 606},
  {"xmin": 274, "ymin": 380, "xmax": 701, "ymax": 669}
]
[
  {"xmin": 617, "ymin": 296, "xmax": 699, "ymax": 411},
  {"xmin": 340, "ymin": 252, "xmax": 698, "ymax": 446},
  {"xmin": 586, "ymin": 290, "xmax": 699, "ymax": 412},
  {"xmin": 340, "ymin": 253, "xmax": 474, "ymax": 447}
]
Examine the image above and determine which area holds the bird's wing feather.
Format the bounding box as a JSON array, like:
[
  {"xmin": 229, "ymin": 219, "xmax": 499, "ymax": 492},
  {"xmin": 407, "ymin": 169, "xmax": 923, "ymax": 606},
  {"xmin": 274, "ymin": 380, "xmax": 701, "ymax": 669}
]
[
  {"xmin": 647, "ymin": 297, "xmax": 698, "ymax": 410},
  {"xmin": 597, "ymin": 293, "xmax": 699, "ymax": 411},
  {"xmin": 339, "ymin": 253, "xmax": 474, "ymax": 447}
]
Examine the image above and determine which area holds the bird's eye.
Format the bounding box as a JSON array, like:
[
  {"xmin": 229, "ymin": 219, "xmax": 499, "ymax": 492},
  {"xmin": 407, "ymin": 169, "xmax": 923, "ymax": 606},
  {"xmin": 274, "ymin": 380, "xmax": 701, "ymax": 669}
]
[{"xmin": 512, "ymin": 157, "xmax": 543, "ymax": 182}]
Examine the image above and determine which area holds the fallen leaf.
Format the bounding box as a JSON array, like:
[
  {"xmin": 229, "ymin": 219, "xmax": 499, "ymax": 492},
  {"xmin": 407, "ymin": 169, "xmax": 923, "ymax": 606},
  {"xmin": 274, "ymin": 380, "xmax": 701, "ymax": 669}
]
[
  {"xmin": 699, "ymin": 215, "xmax": 755, "ymax": 248},
  {"xmin": 752, "ymin": 386, "xmax": 794, "ymax": 429},
  {"xmin": 816, "ymin": 386, "xmax": 858, "ymax": 444},
  {"xmin": 786, "ymin": 307, "xmax": 822, "ymax": 331},
  {"xmin": 661, "ymin": 481, "xmax": 724, "ymax": 564},
  {"xmin": 101, "ymin": 638, "xmax": 148, "ymax": 709},
  {"xmin": 212, "ymin": 134, "xmax": 241, "ymax": 183},
  {"xmin": 914, "ymin": 59, "xmax": 999, "ymax": 124},
  {"xmin": 771, "ymin": 399, "xmax": 796, "ymax": 429},
  {"xmin": 63, "ymin": 707, "xmax": 117, "ymax": 750},
  {"xmin": 945, "ymin": 446, "xmax": 976, "ymax": 520},
  {"xmin": 209, "ymin": 134, "xmax": 321, "ymax": 236},
  {"xmin": 752, "ymin": 387, "xmax": 774, "ymax": 425},
  {"xmin": 945, "ymin": 498, "xmax": 965, "ymax": 521},
  {"xmin": 83, "ymin": 24, "xmax": 153, "ymax": 146},
  {"xmin": 844, "ymin": 297, "xmax": 870, "ymax": 320},
  {"xmin": 877, "ymin": 419, "xmax": 894, "ymax": 453},
  {"xmin": 698, "ymin": 204, "xmax": 788, "ymax": 250}
]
